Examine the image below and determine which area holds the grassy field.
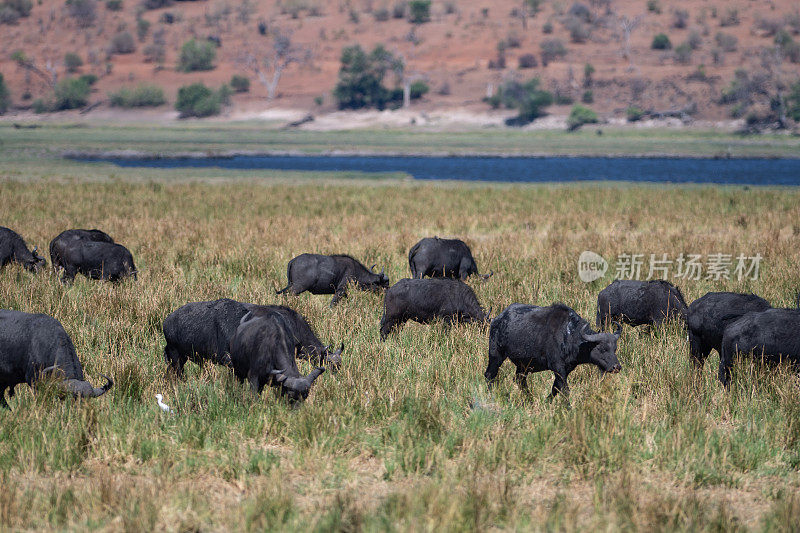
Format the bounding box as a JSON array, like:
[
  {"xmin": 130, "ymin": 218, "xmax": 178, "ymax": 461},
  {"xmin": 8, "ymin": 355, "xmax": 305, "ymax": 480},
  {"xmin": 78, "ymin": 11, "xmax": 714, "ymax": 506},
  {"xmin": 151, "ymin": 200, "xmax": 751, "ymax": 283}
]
[{"xmin": 1, "ymin": 127, "xmax": 800, "ymax": 531}]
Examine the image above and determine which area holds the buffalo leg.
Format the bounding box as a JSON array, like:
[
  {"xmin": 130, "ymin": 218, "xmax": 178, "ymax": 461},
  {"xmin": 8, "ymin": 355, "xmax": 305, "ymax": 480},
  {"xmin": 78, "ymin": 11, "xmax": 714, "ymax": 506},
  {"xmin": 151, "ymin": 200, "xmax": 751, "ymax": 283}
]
[
  {"xmin": 163, "ymin": 346, "xmax": 186, "ymax": 377},
  {"xmin": 330, "ymin": 284, "xmax": 348, "ymax": 307},
  {"xmin": 549, "ymin": 370, "xmax": 569, "ymax": 399},
  {"xmin": 379, "ymin": 316, "xmax": 401, "ymax": 341},
  {"xmin": 687, "ymin": 333, "xmax": 710, "ymax": 369},
  {"xmin": 718, "ymin": 348, "xmax": 733, "ymax": 389},
  {"xmin": 248, "ymin": 374, "xmax": 262, "ymax": 395}
]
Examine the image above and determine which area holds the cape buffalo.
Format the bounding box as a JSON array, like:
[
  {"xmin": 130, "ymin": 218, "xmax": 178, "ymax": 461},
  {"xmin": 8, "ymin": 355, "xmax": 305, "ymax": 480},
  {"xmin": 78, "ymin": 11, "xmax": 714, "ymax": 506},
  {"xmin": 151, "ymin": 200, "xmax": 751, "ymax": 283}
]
[
  {"xmin": 485, "ymin": 303, "xmax": 622, "ymax": 398},
  {"xmin": 0, "ymin": 310, "xmax": 113, "ymax": 408},
  {"xmin": 597, "ymin": 279, "xmax": 687, "ymax": 328},
  {"xmin": 408, "ymin": 237, "xmax": 493, "ymax": 280},
  {"xmin": 276, "ymin": 253, "xmax": 389, "ymax": 306},
  {"xmin": 719, "ymin": 308, "xmax": 800, "ymax": 387},
  {"xmin": 0, "ymin": 227, "xmax": 46, "ymax": 273},
  {"xmin": 56, "ymin": 240, "xmax": 136, "ymax": 283},
  {"xmin": 229, "ymin": 314, "xmax": 325, "ymax": 403},
  {"xmin": 50, "ymin": 229, "xmax": 114, "ymax": 272},
  {"xmin": 163, "ymin": 299, "xmax": 342, "ymax": 376},
  {"xmin": 686, "ymin": 292, "xmax": 772, "ymax": 368},
  {"xmin": 379, "ymin": 278, "xmax": 489, "ymax": 340}
]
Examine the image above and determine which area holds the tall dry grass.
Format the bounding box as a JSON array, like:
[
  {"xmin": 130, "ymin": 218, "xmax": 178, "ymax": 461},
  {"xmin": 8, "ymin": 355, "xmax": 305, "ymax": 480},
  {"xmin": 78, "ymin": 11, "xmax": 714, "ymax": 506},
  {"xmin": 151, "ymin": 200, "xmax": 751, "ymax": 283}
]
[{"xmin": 1, "ymin": 179, "xmax": 799, "ymax": 530}]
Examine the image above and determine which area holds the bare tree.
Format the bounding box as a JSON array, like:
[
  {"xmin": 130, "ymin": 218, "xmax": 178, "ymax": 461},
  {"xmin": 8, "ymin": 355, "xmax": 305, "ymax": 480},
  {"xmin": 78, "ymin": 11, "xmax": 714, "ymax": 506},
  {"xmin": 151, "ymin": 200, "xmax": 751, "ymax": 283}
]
[
  {"xmin": 238, "ymin": 29, "xmax": 312, "ymax": 100},
  {"xmin": 12, "ymin": 51, "xmax": 57, "ymax": 90},
  {"xmin": 618, "ymin": 14, "xmax": 644, "ymax": 71}
]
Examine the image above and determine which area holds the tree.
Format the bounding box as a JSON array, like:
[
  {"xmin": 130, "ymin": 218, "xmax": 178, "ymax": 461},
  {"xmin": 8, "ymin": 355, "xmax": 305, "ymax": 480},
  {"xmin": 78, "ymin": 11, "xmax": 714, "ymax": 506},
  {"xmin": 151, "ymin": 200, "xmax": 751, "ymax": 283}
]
[
  {"xmin": 0, "ymin": 73, "xmax": 10, "ymax": 114},
  {"xmin": 487, "ymin": 77, "xmax": 553, "ymax": 125},
  {"xmin": 178, "ymin": 39, "xmax": 216, "ymax": 72},
  {"xmin": 237, "ymin": 29, "xmax": 311, "ymax": 100},
  {"xmin": 618, "ymin": 14, "xmax": 644, "ymax": 71},
  {"xmin": 333, "ymin": 44, "xmax": 405, "ymax": 109}
]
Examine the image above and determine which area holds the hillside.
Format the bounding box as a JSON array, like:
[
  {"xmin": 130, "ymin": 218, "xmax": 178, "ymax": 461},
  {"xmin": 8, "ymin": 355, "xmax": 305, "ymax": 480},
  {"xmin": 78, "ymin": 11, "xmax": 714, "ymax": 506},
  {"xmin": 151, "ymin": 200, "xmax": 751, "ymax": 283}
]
[{"xmin": 1, "ymin": 0, "xmax": 800, "ymax": 124}]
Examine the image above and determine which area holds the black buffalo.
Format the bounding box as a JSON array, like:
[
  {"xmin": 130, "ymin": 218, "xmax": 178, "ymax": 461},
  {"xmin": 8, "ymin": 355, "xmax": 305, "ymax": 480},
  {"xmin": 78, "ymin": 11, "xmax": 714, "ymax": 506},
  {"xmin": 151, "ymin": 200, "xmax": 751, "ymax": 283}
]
[
  {"xmin": 686, "ymin": 292, "xmax": 772, "ymax": 368},
  {"xmin": 597, "ymin": 279, "xmax": 687, "ymax": 328},
  {"xmin": 0, "ymin": 227, "xmax": 46, "ymax": 273},
  {"xmin": 719, "ymin": 308, "xmax": 800, "ymax": 387},
  {"xmin": 0, "ymin": 310, "xmax": 113, "ymax": 408},
  {"xmin": 229, "ymin": 314, "xmax": 325, "ymax": 403},
  {"xmin": 408, "ymin": 237, "xmax": 493, "ymax": 280},
  {"xmin": 379, "ymin": 278, "xmax": 489, "ymax": 340},
  {"xmin": 56, "ymin": 240, "xmax": 136, "ymax": 283},
  {"xmin": 50, "ymin": 229, "xmax": 114, "ymax": 272},
  {"xmin": 485, "ymin": 303, "xmax": 622, "ymax": 397},
  {"xmin": 163, "ymin": 299, "xmax": 342, "ymax": 376},
  {"xmin": 276, "ymin": 253, "xmax": 389, "ymax": 306}
]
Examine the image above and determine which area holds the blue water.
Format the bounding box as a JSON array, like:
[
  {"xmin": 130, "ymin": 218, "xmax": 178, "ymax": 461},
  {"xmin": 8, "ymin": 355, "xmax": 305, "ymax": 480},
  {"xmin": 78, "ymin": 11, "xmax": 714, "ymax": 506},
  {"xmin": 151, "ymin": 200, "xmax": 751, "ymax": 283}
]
[{"xmin": 79, "ymin": 154, "xmax": 800, "ymax": 185}]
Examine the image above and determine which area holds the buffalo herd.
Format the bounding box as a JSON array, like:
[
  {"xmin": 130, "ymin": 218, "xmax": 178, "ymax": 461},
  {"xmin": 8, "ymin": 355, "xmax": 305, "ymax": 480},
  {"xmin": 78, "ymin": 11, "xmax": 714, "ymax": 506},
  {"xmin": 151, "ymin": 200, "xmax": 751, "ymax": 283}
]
[{"xmin": 1, "ymin": 225, "xmax": 799, "ymax": 407}]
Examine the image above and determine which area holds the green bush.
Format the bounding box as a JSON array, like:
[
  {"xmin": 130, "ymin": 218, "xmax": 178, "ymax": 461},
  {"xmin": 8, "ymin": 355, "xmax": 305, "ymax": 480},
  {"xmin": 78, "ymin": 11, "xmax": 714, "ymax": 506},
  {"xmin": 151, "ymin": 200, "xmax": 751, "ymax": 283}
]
[
  {"xmin": 142, "ymin": 0, "xmax": 171, "ymax": 9},
  {"xmin": 178, "ymin": 39, "xmax": 216, "ymax": 72},
  {"xmin": 567, "ymin": 104, "xmax": 598, "ymax": 131},
  {"xmin": 66, "ymin": 0, "xmax": 97, "ymax": 27},
  {"xmin": 230, "ymin": 75, "xmax": 250, "ymax": 93},
  {"xmin": 581, "ymin": 90, "xmax": 593, "ymax": 103},
  {"xmin": 64, "ymin": 52, "xmax": 83, "ymax": 73},
  {"xmin": 651, "ymin": 33, "xmax": 672, "ymax": 50},
  {"xmin": 788, "ymin": 80, "xmax": 800, "ymax": 121},
  {"xmin": 110, "ymin": 31, "xmax": 136, "ymax": 54},
  {"xmin": 409, "ymin": 80, "xmax": 429, "ymax": 99},
  {"xmin": 175, "ymin": 82, "xmax": 227, "ymax": 117},
  {"xmin": 0, "ymin": 73, "xmax": 10, "ymax": 114},
  {"xmin": 53, "ymin": 77, "xmax": 91, "ymax": 110},
  {"xmin": 0, "ymin": 6, "xmax": 20, "ymax": 23},
  {"xmin": 2, "ymin": 0, "xmax": 32, "ymax": 17},
  {"xmin": 626, "ymin": 106, "xmax": 645, "ymax": 122},
  {"xmin": 646, "ymin": 0, "xmax": 661, "ymax": 14},
  {"xmin": 109, "ymin": 84, "xmax": 166, "ymax": 107},
  {"xmin": 486, "ymin": 77, "xmax": 553, "ymax": 126},
  {"xmin": 105, "ymin": 0, "xmax": 122, "ymax": 10},
  {"xmin": 137, "ymin": 18, "xmax": 150, "ymax": 41},
  {"xmin": 79, "ymin": 73, "xmax": 98, "ymax": 86},
  {"xmin": 540, "ymin": 38, "xmax": 567, "ymax": 64},
  {"xmin": 674, "ymin": 42, "xmax": 692, "ymax": 64},
  {"xmin": 407, "ymin": 0, "xmax": 430, "ymax": 23},
  {"xmin": 715, "ymin": 32, "xmax": 737, "ymax": 52},
  {"xmin": 333, "ymin": 44, "xmax": 405, "ymax": 110}
]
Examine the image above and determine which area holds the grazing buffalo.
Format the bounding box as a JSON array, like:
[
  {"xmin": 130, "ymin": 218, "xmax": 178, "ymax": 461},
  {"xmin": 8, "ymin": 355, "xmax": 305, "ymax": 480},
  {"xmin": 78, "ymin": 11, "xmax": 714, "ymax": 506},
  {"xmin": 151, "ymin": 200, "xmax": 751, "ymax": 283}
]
[
  {"xmin": 163, "ymin": 299, "xmax": 342, "ymax": 376},
  {"xmin": 56, "ymin": 241, "xmax": 136, "ymax": 283},
  {"xmin": 230, "ymin": 314, "xmax": 325, "ymax": 403},
  {"xmin": 162, "ymin": 299, "xmax": 247, "ymax": 376},
  {"xmin": 485, "ymin": 303, "xmax": 622, "ymax": 397},
  {"xmin": 379, "ymin": 278, "xmax": 489, "ymax": 340},
  {"xmin": 408, "ymin": 237, "xmax": 493, "ymax": 280},
  {"xmin": 49, "ymin": 229, "xmax": 114, "ymax": 272},
  {"xmin": 0, "ymin": 227, "xmax": 46, "ymax": 273},
  {"xmin": 686, "ymin": 292, "xmax": 772, "ymax": 368},
  {"xmin": 276, "ymin": 253, "xmax": 389, "ymax": 306},
  {"xmin": 597, "ymin": 279, "xmax": 687, "ymax": 328},
  {"xmin": 0, "ymin": 310, "xmax": 113, "ymax": 408},
  {"xmin": 719, "ymin": 308, "xmax": 800, "ymax": 387},
  {"xmin": 242, "ymin": 304, "xmax": 343, "ymax": 369}
]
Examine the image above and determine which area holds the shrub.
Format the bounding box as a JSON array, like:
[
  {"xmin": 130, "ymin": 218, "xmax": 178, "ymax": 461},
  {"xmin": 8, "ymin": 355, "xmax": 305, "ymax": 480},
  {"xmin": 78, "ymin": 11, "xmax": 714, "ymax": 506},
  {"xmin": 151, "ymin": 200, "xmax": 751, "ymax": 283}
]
[
  {"xmin": 567, "ymin": 2, "xmax": 591, "ymax": 22},
  {"xmin": 64, "ymin": 52, "xmax": 83, "ymax": 72},
  {"xmin": 105, "ymin": 0, "xmax": 122, "ymax": 10},
  {"xmin": 672, "ymin": 9, "xmax": 689, "ymax": 29},
  {"xmin": 567, "ymin": 104, "xmax": 598, "ymax": 130},
  {"xmin": 754, "ymin": 17, "xmax": 783, "ymax": 37},
  {"xmin": 142, "ymin": 0, "xmax": 171, "ymax": 9},
  {"xmin": 333, "ymin": 44, "xmax": 405, "ymax": 110},
  {"xmin": 505, "ymin": 31, "xmax": 522, "ymax": 48},
  {"xmin": 407, "ymin": 0, "xmax": 430, "ymax": 24},
  {"xmin": 542, "ymin": 20, "xmax": 553, "ymax": 34},
  {"xmin": 314, "ymin": 95, "xmax": 324, "ymax": 106},
  {"xmin": 53, "ymin": 77, "xmax": 91, "ymax": 110},
  {"xmin": 719, "ymin": 8, "xmax": 739, "ymax": 27},
  {"xmin": 540, "ymin": 38, "xmax": 567, "ymax": 64},
  {"xmin": 32, "ymin": 98, "xmax": 48, "ymax": 113},
  {"xmin": 715, "ymin": 32, "xmax": 737, "ymax": 52},
  {"xmin": 144, "ymin": 43, "xmax": 165, "ymax": 63},
  {"xmin": 487, "ymin": 77, "xmax": 553, "ymax": 125},
  {"xmin": 373, "ymin": 7, "xmax": 389, "ymax": 21},
  {"xmin": 66, "ymin": 0, "xmax": 97, "ymax": 27},
  {"xmin": 711, "ymin": 47, "xmax": 724, "ymax": 65},
  {"xmin": 651, "ymin": 33, "xmax": 671, "ymax": 50},
  {"xmin": 79, "ymin": 73, "xmax": 98, "ymax": 85},
  {"xmin": 581, "ymin": 89, "xmax": 593, "ymax": 103},
  {"xmin": 788, "ymin": 11, "xmax": 800, "ymax": 35},
  {"xmin": 0, "ymin": 73, "xmax": 9, "ymax": 114},
  {"xmin": 626, "ymin": 106, "xmax": 645, "ymax": 121},
  {"xmin": 178, "ymin": 39, "xmax": 216, "ymax": 72},
  {"xmin": 687, "ymin": 29, "xmax": 702, "ymax": 50},
  {"xmin": 518, "ymin": 53, "xmax": 538, "ymax": 68},
  {"xmin": 0, "ymin": 6, "xmax": 20, "ymax": 23},
  {"xmin": 788, "ymin": 80, "xmax": 800, "ymax": 121},
  {"xmin": 230, "ymin": 74, "xmax": 250, "ymax": 93},
  {"xmin": 175, "ymin": 82, "xmax": 226, "ymax": 117},
  {"xmin": 409, "ymin": 80, "xmax": 428, "ymax": 99},
  {"xmin": 646, "ymin": 0, "xmax": 660, "ymax": 14},
  {"xmin": 391, "ymin": 1, "xmax": 405, "ymax": 18},
  {"xmin": 674, "ymin": 42, "xmax": 692, "ymax": 64},
  {"xmin": 565, "ymin": 17, "xmax": 589, "ymax": 43},
  {"xmin": 137, "ymin": 18, "xmax": 150, "ymax": 41},
  {"xmin": 109, "ymin": 84, "xmax": 166, "ymax": 107},
  {"xmin": 110, "ymin": 31, "xmax": 136, "ymax": 54}
]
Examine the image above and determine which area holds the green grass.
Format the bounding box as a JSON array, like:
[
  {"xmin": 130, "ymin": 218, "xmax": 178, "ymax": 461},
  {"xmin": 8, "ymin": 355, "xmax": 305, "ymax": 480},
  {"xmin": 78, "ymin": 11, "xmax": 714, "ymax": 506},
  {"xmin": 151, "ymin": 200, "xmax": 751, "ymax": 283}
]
[
  {"xmin": 2, "ymin": 121, "xmax": 800, "ymax": 158},
  {"xmin": 0, "ymin": 127, "xmax": 799, "ymax": 530}
]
